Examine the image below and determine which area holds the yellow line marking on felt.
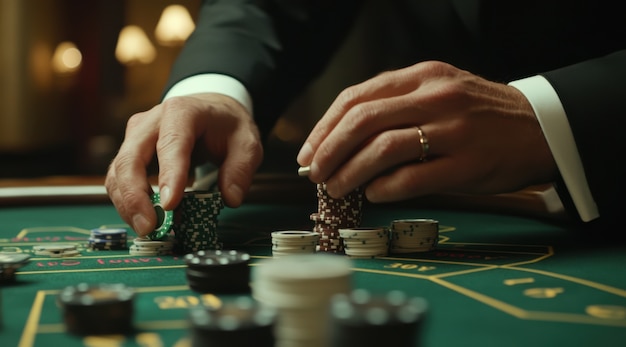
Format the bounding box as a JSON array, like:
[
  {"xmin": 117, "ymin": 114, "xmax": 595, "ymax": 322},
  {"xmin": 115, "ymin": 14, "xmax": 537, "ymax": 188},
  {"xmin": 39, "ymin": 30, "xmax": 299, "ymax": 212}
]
[
  {"xmin": 18, "ymin": 290, "xmax": 47, "ymax": 347},
  {"xmin": 429, "ymin": 277, "xmax": 626, "ymax": 327},
  {"xmin": 504, "ymin": 277, "xmax": 536, "ymax": 286},
  {"xmin": 18, "ymin": 265, "xmax": 187, "ymax": 275},
  {"xmin": 503, "ymin": 266, "xmax": 626, "ymax": 298},
  {"xmin": 36, "ymin": 320, "xmax": 191, "ymax": 335},
  {"xmin": 16, "ymin": 226, "xmax": 91, "ymax": 239}
]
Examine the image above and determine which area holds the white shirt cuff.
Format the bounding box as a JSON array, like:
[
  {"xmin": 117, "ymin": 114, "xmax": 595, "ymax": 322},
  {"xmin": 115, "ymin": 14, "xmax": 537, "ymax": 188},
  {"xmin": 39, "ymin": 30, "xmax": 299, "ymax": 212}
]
[
  {"xmin": 509, "ymin": 75, "xmax": 599, "ymax": 222},
  {"xmin": 163, "ymin": 74, "xmax": 254, "ymax": 116}
]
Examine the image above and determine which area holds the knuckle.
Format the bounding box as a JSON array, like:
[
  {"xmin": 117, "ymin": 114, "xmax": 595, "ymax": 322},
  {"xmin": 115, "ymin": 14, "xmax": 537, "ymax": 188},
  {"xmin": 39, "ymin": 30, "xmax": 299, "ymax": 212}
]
[
  {"xmin": 156, "ymin": 131, "xmax": 188, "ymax": 153},
  {"xmin": 160, "ymin": 96, "xmax": 189, "ymax": 113},
  {"xmin": 315, "ymin": 142, "xmax": 335, "ymax": 164},
  {"xmin": 125, "ymin": 112, "xmax": 145, "ymax": 130},
  {"xmin": 111, "ymin": 151, "xmax": 136, "ymax": 172},
  {"xmin": 336, "ymin": 85, "xmax": 361, "ymax": 105},
  {"xmin": 346, "ymin": 103, "xmax": 378, "ymax": 134},
  {"xmin": 372, "ymin": 132, "xmax": 398, "ymax": 157}
]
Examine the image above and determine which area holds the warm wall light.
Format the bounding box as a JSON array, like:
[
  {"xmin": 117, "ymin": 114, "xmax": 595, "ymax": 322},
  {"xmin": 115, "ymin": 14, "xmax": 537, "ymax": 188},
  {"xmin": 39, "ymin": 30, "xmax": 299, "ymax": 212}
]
[
  {"xmin": 115, "ymin": 25, "xmax": 156, "ymax": 65},
  {"xmin": 154, "ymin": 4, "xmax": 195, "ymax": 46},
  {"xmin": 51, "ymin": 41, "xmax": 82, "ymax": 74}
]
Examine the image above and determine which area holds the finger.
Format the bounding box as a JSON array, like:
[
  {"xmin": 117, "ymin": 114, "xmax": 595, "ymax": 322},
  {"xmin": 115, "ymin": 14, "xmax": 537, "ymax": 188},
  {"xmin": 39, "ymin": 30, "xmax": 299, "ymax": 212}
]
[
  {"xmin": 308, "ymin": 94, "xmax": 427, "ymax": 183},
  {"xmin": 105, "ymin": 163, "xmax": 154, "ymax": 234},
  {"xmin": 297, "ymin": 68, "xmax": 421, "ymax": 167},
  {"xmin": 107, "ymin": 113, "xmax": 160, "ymax": 236},
  {"xmin": 155, "ymin": 102, "xmax": 199, "ymax": 210},
  {"xmin": 324, "ymin": 126, "xmax": 427, "ymax": 198},
  {"xmin": 364, "ymin": 156, "xmax": 475, "ymax": 203},
  {"xmin": 218, "ymin": 123, "xmax": 263, "ymax": 207}
]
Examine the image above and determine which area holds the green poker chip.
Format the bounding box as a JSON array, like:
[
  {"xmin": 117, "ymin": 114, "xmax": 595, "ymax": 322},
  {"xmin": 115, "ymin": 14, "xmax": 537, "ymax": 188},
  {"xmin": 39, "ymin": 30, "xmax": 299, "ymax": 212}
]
[{"xmin": 149, "ymin": 192, "xmax": 174, "ymax": 240}]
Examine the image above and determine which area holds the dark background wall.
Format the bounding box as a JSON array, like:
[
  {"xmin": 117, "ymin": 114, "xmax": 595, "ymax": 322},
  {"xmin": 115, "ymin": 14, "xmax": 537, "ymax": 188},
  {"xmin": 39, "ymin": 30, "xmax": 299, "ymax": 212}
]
[{"xmin": 0, "ymin": 0, "xmax": 384, "ymax": 179}]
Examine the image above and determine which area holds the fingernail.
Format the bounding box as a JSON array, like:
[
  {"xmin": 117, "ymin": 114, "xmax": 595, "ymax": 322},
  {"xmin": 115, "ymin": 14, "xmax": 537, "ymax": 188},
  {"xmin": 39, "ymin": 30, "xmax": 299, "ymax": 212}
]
[
  {"xmin": 297, "ymin": 142, "xmax": 313, "ymax": 164},
  {"xmin": 132, "ymin": 214, "xmax": 152, "ymax": 236},
  {"xmin": 160, "ymin": 185, "xmax": 171, "ymax": 206}
]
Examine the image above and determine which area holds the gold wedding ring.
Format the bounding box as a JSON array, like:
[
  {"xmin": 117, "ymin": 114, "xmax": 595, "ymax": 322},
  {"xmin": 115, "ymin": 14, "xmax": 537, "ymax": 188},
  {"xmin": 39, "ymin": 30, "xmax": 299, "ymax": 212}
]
[{"xmin": 416, "ymin": 126, "xmax": 429, "ymax": 161}]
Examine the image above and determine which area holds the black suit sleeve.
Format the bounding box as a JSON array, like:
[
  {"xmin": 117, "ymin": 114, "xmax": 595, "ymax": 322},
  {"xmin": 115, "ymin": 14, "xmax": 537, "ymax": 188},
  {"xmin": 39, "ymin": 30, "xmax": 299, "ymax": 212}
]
[
  {"xmin": 542, "ymin": 50, "xmax": 626, "ymax": 225},
  {"xmin": 164, "ymin": 0, "xmax": 363, "ymax": 138}
]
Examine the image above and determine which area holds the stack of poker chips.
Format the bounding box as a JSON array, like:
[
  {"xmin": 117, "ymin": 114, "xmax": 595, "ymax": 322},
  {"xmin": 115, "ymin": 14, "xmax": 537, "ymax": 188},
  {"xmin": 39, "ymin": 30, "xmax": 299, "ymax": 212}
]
[
  {"xmin": 390, "ymin": 219, "xmax": 439, "ymax": 253},
  {"xmin": 339, "ymin": 227, "xmax": 390, "ymax": 258},
  {"xmin": 129, "ymin": 235, "xmax": 175, "ymax": 256},
  {"xmin": 271, "ymin": 230, "xmax": 320, "ymax": 257},
  {"xmin": 310, "ymin": 183, "xmax": 363, "ymax": 254},
  {"xmin": 329, "ymin": 289, "xmax": 429, "ymax": 347},
  {"xmin": 172, "ymin": 191, "xmax": 224, "ymax": 254},
  {"xmin": 184, "ymin": 250, "xmax": 251, "ymax": 294},
  {"xmin": 88, "ymin": 228, "xmax": 128, "ymax": 251},
  {"xmin": 252, "ymin": 254, "xmax": 353, "ymax": 347},
  {"xmin": 33, "ymin": 243, "xmax": 81, "ymax": 257},
  {"xmin": 0, "ymin": 253, "xmax": 31, "ymax": 284},
  {"xmin": 57, "ymin": 283, "xmax": 136, "ymax": 335},
  {"xmin": 188, "ymin": 296, "xmax": 276, "ymax": 347}
]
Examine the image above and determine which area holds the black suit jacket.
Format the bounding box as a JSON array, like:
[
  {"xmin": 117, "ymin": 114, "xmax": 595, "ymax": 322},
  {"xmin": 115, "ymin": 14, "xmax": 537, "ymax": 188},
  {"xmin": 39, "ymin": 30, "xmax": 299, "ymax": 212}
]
[{"xmin": 165, "ymin": 0, "xmax": 626, "ymax": 225}]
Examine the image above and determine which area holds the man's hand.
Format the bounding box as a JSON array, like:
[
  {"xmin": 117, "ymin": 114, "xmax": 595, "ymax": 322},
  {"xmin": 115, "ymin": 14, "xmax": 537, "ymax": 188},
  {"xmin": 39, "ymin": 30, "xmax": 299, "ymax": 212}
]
[
  {"xmin": 297, "ymin": 61, "xmax": 557, "ymax": 202},
  {"xmin": 106, "ymin": 93, "xmax": 263, "ymax": 236}
]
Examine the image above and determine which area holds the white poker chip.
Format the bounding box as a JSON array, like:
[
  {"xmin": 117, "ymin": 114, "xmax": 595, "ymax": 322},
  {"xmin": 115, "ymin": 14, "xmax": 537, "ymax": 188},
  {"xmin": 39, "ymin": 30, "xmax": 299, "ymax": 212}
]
[
  {"xmin": 252, "ymin": 254, "xmax": 352, "ymax": 344},
  {"xmin": 271, "ymin": 230, "xmax": 319, "ymax": 239},
  {"xmin": 389, "ymin": 219, "xmax": 439, "ymax": 254},
  {"xmin": 0, "ymin": 253, "xmax": 31, "ymax": 268},
  {"xmin": 33, "ymin": 244, "xmax": 77, "ymax": 252},
  {"xmin": 129, "ymin": 245, "xmax": 170, "ymax": 256},
  {"xmin": 338, "ymin": 227, "xmax": 389, "ymax": 239},
  {"xmin": 33, "ymin": 244, "xmax": 80, "ymax": 257},
  {"xmin": 48, "ymin": 249, "xmax": 81, "ymax": 258},
  {"xmin": 271, "ymin": 230, "xmax": 319, "ymax": 257}
]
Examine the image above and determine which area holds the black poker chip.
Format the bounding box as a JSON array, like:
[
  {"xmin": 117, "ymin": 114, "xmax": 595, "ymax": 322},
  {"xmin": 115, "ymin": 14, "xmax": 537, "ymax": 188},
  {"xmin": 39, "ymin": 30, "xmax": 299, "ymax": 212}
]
[
  {"xmin": 188, "ymin": 296, "xmax": 276, "ymax": 347},
  {"xmin": 184, "ymin": 250, "xmax": 251, "ymax": 294},
  {"xmin": 329, "ymin": 289, "xmax": 429, "ymax": 347},
  {"xmin": 57, "ymin": 283, "xmax": 135, "ymax": 335}
]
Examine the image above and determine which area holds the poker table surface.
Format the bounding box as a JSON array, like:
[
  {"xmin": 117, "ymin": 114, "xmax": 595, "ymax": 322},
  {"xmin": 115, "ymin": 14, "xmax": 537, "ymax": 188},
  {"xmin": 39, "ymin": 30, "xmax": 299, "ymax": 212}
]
[{"xmin": 1, "ymin": 174, "xmax": 625, "ymax": 347}]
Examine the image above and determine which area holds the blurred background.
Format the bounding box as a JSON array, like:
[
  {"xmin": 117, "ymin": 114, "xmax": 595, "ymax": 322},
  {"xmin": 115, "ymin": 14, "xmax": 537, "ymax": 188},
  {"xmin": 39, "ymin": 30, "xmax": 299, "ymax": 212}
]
[{"xmin": 0, "ymin": 0, "xmax": 388, "ymax": 179}]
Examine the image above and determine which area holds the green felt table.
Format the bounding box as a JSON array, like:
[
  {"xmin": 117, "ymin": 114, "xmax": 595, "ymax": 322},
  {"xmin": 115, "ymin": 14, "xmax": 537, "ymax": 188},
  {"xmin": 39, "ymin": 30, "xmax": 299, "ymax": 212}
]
[{"xmin": 1, "ymin": 176, "xmax": 625, "ymax": 346}]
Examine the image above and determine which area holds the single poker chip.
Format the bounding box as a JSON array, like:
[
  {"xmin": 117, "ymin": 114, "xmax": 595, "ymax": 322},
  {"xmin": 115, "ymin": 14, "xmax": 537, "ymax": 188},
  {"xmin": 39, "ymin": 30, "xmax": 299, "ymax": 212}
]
[
  {"xmin": 0, "ymin": 252, "xmax": 31, "ymax": 276},
  {"xmin": 189, "ymin": 296, "xmax": 276, "ymax": 347},
  {"xmin": 184, "ymin": 250, "xmax": 251, "ymax": 293},
  {"xmin": 57, "ymin": 283, "xmax": 135, "ymax": 335},
  {"xmin": 329, "ymin": 289, "xmax": 428, "ymax": 346},
  {"xmin": 0, "ymin": 252, "xmax": 31, "ymax": 265},
  {"xmin": 133, "ymin": 236, "xmax": 173, "ymax": 246},
  {"xmin": 48, "ymin": 249, "xmax": 81, "ymax": 258},
  {"xmin": 33, "ymin": 244, "xmax": 77, "ymax": 252},
  {"xmin": 34, "ymin": 244, "xmax": 81, "ymax": 257},
  {"xmin": 91, "ymin": 228, "xmax": 127, "ymax": 236},
  {"xmin": 149, "ymin": 192, "xmax": 174, "ymax": 240}
]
